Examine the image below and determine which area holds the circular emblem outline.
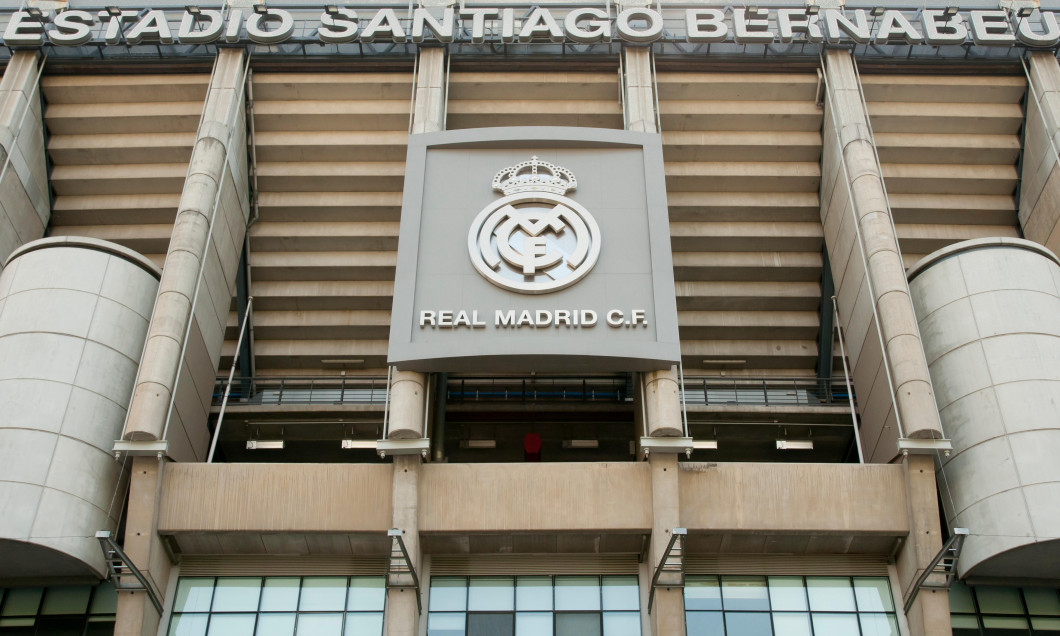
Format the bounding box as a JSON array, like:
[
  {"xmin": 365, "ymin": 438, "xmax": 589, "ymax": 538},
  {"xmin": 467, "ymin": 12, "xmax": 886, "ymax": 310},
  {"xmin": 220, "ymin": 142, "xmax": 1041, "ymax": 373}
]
[{"xmin": 467, "ymin": 192, "xmax": 602, "ymax": 295}]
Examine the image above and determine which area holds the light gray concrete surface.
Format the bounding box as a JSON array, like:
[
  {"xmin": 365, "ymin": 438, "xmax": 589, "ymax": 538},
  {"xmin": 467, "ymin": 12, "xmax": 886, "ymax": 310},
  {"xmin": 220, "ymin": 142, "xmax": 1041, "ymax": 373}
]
[
  {"xmin": 0, "ymin": 237, "xmax": 160, "ymax": 582},
  {"xmin": 908, "ymin": 238, "xmax": 1060, "ymax": 582}
]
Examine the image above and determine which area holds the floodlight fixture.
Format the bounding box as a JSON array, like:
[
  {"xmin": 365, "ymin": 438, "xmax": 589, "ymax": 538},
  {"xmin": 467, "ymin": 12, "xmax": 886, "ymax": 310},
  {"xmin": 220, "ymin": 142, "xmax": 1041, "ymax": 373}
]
[
  {"xmin": 943, "ymin": 6, "xmax": 959, "ymax": 16},
  {"xmin": 805, "ymin": 5, "xmax": 820, "ymax": 16},
  {"xmin": 185, "ymin": 5, "xmax": 201, "ymax": 15},
  {"xmin": 246, "ymin": 440, "xmax": 285, "ymax": 450},
  {"xmin": 254, "ymin": 3, "xmax": 269, "ymax": 14},
  {"xmin": 870, "ymin": 7, "xmax": 886, "ymax": 16}
]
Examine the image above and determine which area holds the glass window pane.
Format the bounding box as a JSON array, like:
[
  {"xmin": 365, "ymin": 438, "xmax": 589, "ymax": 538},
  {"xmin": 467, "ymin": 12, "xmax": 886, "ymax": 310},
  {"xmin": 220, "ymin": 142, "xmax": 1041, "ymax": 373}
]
[
  {"xmin": 1, "ymin": 588, "xmax": 43, "ymax": 616},
  {"xmin": 768, "ymin": 578, "xmax": 808, "ymax": 612},
  {"xmin": 41, "ymin": 586, "xmax": 92, "ymax": 615},
  {"xmin": 721, "ymin": 576, "xmax": 770, "ymax": 611},
  {"xmin": 859, "ymin": 613, "xmax": 899, "ymax": 636},
  {"xmin": 295, "ymin": 613, "xmax": 343, "ymax": 636},
  {"xmin": 34, "ymin": 616, "xmax": 84, "ymax": 636},
  {"xmin": 602, "ymin": 611, "xmax": 640, "ymax": 636},
  {"xmin": 1024, "ymin": 589, "xmax": 1060, "ymax": 616},
  {"xmin": 347, "ymin": 578, "xmax": 386, "ymax": 612},
  {"xmin": 173, "ymin": 579, "xmax": 215, "ymax": 614},
  {"xmin": 982, "ymin": 615, "xmax": 1029, "ymax": 628},
  {"xmin": 772, "ymin": 612, "xmax": 812, "ymax": 636},
  {"xmin": 467, "ymin": 612, "xmax": 514, "ymax": 636},
  {"xmin": 978, "ymin": 587, "xmax": 1025, "ymax": 615},
  {"xmin": 684, "ymin": 611, "xmax": 723, "ymax": 635},
  {"xmin": 261, "ymin": 578, "xmax": 300, "ymax": 612},
  {"xmin": 255, "ymin": 613, "xmax": 295, "ymax": 636},
  {"xmin": 169, "ymin": 613, "xmax": 209, "ymax": 636},
  {"xmin": 430, "ymin": 578, "xmax": 468, "ymax": 612},
  {"xmin": 428, "ymin": 612, "xmax": 466, "ymax": 636},
  {"xmin": 555, "ymin": 577, "xmax": 601, "ymax": 611},
  {"xmin": 853, "ymin": 578, "xmax": 895, "ymax": 613},
  {"xmin": 89, "ymin": 583, "xmax": 118, "ymax": 615},
  {"xmin": 516, "ymin": 577, "xmax": 552, "ymax": 611},
  {"xmin": 602, "ymin": 577, "xmax": 639, "ymax": 611},
  {"xmin": 725, "ymin": 611, "xmax": 773, "ymax": 635},
  {"xmin": 213, "ymin": 579, "xmax": 262, "ymax": 613},
  {"xmin": 207, "ymin": 614, "xmax": 256, "ymax": 636},
  {"xmin": 556, "ymin": 613, "xmax": 601, "ymax": 636},
  {"xmin": 298, "ymin": 578, "xmax": 347, "ymax": 612},
  {"xmin": 468, "ymin": 577, "xmax": 514, "ymax": 611},
  {"xmin": 811, "ymin": 613, "xmax": 860, "ymax": 636},
  {"xmin": 806, "ymin": 578, "xmax": 856, "ymax": 612},
  {"xmin": 516, "ymin": 612, "xmax": 553, "ymax": 636},
  {"xmin": 86, "ymin": 620, "xmax": 117, "ymax": 636},
  {"xmin": 950, "ymin": 582, "xmax": 977, "ymax": 614},
  {"xmin": 951, "ymin": 614, "xmax": 980, "ymax": 628},
  {"xmin": 685, "ymin": 577, "xmax": 722, "ymax": 611},
  {"xmin": 1031, "ymin": 616, "xmax": 1060, "ymax": 631},
  {"xmin": 344, "ymin": 612, "xmax": 384, "ymax": 636}
]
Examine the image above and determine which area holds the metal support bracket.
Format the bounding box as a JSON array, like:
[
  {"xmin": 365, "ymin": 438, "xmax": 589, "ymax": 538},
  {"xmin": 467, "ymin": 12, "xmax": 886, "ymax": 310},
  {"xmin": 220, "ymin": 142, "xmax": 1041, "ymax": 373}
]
[
  {"xmin": 377, "ymin": 438, "xmax": 431, "ymax": 459},
  {"xmin": 386, "ymin": 529, "xmax": 422, "ymax": 614},
  {"xmin": 897, "ymin": 438, "xmax": 953, "ymax": 457},
  {"xmin": 648, "ymin": 528, "xmax": 687, "ymax": 613},
  {"xmin": 96, "ymin": 531, "xmax": 164, "ymax": 615},
  {"xmin": 640, "ymin": 437, "xmax": 694, "ymax": 459},
  {"xmin": 903, "ymin": 528, "xmax": 969, "ymax": 613},
  {"xmin": 112, "ymin": 440, "xmax": 169, "ymax": 460}
]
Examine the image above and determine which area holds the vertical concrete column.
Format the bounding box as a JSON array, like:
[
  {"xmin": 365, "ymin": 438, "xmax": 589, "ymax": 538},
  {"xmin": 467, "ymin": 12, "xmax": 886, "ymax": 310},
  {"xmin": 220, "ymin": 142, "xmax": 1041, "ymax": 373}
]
[
  {"xmin": 1019, "ymin": 53, "xmax": 1060, "ymax": 254},
  {"xmin": 895, "ymin": 455, "xmax": 951, "ymax": 636},
  {"xmin": 648, "ymin": 454, "xmax": 686, "ymax": 636},
  {"xmin": 643, "ymin": 369, "xmax": 683, "ymax": 437},
  {"xmin": 123, "ymin": 48, "xmax": 248, "ymax": 445},
  {"xmin": 384, "ymin": 46, "xmax": 446, "ymax": 636},
  {"xmin": 820, "ymin": 50, "xmax": 944, "ymax": 461},
  {"xmin": 114, "ymin": 457, "xmax": 171, "ymax": 636},
  {"xmin": 0, "ymin": 51, "xmax": 49, "ymax": 269},
  {"xmin": 623, "ymin": 47, "xmax": 656, "ymax": 133},
  {"xmin": 411, "ymin": 48, "xmax": 446, "ymax": 135}
]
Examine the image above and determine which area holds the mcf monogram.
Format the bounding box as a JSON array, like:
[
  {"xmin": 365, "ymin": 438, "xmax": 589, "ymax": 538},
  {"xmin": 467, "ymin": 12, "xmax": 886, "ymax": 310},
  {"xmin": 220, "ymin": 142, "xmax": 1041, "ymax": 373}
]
[{"xmin": 467, "ymin": 157, "xmax": 601, "ymax": 294}]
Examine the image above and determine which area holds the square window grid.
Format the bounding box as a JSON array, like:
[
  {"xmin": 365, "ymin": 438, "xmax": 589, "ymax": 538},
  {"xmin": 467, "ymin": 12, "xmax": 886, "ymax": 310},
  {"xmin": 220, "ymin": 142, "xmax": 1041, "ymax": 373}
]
[
  {"xmin": 0, "ymin": 582, "xmax": 117, "ymax": 635},
  {"xmin": 167, "ymin": 576, "xmax": 386, "ymax": 636},
  {"xmin": 949, "ymin": 581, "xmax": 1060, "ymax": 636},
  {"xmin": 683, "ymin": 575, "xmax": 899, "ymax": 636},
  {"xmin": 426, "ymin": 575, "xmax": 641, "ymax": 636}
]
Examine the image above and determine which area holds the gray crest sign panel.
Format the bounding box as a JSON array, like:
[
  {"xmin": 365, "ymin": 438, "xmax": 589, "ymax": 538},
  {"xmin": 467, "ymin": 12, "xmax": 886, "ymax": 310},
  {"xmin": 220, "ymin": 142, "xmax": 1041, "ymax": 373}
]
[{"xmin": 389, "ymin": 127, "xmax": 680, "ymax": 372}]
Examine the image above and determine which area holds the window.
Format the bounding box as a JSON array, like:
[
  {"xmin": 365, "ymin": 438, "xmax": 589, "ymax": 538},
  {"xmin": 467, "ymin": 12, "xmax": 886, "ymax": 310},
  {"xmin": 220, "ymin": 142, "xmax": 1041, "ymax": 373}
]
[
  {"xmin": 167, "ymin": 576, "xmax": 385, "ymax": 636},
  {"xmin": 0, "ymin": 582, "xmax": 117, "ymax": 635},
  {"xmin": 684, "ymin": 575, "xmax": 899, "ymax": 636},
  {"xmin": 427, "ymin": 575, "xmax": 641, "ymax": 636},
  {"xmin": 950, "ymin": 581, "xmax": 1060, "ymax": 636}
]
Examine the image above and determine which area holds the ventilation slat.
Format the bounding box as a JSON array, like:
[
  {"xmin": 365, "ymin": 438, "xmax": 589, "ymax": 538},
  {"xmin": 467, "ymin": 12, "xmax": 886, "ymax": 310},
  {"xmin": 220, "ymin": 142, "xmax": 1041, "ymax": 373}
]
[
  {"xmin": 429, "ymin": 554, "xmax": 639, "ymax": 576},
  {"xmin": 685, "ymin": 554, "xmax": 889, "ymax": 577},
  {"xmin": 179, "ymin": 556, "xmax": 387, "ymax": 576}
]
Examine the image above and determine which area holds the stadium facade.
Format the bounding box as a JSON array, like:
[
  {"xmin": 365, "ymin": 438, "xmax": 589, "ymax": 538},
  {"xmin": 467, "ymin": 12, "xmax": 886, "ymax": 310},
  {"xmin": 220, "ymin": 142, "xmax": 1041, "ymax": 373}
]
[{"xmin": 1, "ymin": 1, "xmax": 1060, "ymax": 635}]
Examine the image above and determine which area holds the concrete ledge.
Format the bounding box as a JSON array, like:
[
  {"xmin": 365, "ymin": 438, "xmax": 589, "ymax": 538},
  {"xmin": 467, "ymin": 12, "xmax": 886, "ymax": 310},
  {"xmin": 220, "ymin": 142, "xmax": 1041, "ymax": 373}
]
[
  {"xmin": 158, "ymin": 463, "xmax": 393, "ymax": 533},
  {"xmin": 419, "ymin": 462, "xmax": 652, "ymax": 533}
]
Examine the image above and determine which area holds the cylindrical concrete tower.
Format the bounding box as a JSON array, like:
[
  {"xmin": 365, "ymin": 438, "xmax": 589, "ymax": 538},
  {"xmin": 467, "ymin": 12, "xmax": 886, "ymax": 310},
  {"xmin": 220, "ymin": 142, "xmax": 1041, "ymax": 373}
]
[
  {"xmin": 0, "ymin": 237, "xmax": 160, "ymax": 581},
  {"xmin": 908, "ymin": 237, "xmax": 1060, "ymax": 582}
]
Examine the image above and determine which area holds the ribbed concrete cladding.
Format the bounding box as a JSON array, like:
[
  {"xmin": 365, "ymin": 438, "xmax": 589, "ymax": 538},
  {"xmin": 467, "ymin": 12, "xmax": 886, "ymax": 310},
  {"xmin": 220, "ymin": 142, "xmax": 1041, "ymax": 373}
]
[
  {"xmin": 0, "ymin": 237, "xmax": 159, "ymax": 582},
  {"xmin": 908, "ymin": 238, "xmax": 1060, "ymax": 583},
  {"xmin": 658, "ymin": 72, "xmax": 824, "ymax": 375},
  {"xmin": 42, "ymin": 74, "xmax": 209, "ymax": 268}
]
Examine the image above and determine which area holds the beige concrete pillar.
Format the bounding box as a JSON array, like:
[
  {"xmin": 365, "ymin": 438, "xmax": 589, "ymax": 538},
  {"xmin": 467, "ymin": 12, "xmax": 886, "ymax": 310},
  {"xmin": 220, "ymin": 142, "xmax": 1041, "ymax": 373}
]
[
  {"xmin": 623, "ymin": 47, "xmax": 656, "ymax": 133},
  {"xmin": 411, "ymin": 48, "xmax": 446, "ymax": 135},
  {"xmin": 0, "ymin": 51, "xmax": 49, "ymax": 270},
  {"xmin": 895, "ymin": 455, "xmax": 951, "ymax": 636},
  {"xmin": 1019, "ymin": 52, "xmax": 1060, "ymax": 255},
  {"xmin": 114, "ymin": 457, "xmax": 172, "ymax": 636},
  {"xmin": 123, "ymin": 48, "xmax": 250, "ymax": 449},
  {"xmin": 644, "ymin": 368, "xmax": 683, "ymax": 437},
  {"xmin": 384, "ymin": 46, "xmax": 446, "ymax": 636},
  {"xmin": 648, "ymin": 454, "xmax": 686, "ymax": 636},
  {"xmin": 820, "ymin": 50, "xmax": 943, "ymax": 462}
]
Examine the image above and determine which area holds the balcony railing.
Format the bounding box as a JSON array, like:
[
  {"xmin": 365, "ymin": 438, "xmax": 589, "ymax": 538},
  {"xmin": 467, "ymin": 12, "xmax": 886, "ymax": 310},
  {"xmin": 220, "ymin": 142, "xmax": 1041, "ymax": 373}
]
[
  {"xmin": 447, "ymin": 376, "xmax": 631, "ymax": 402},
  {"xmin": 680, "ymin": 377, "xmax": 853, "ymax": 407},
  {"xmin": 212, "ymin": 376, "xmax": 389, "ymax": 406}
]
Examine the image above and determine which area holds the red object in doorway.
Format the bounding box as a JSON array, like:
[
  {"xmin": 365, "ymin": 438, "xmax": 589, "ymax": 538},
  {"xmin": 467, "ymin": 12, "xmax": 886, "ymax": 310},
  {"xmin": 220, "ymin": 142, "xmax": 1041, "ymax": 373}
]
[{"xmin": 523, "ymin": 433, "xmax": 542, "ymax": 462}]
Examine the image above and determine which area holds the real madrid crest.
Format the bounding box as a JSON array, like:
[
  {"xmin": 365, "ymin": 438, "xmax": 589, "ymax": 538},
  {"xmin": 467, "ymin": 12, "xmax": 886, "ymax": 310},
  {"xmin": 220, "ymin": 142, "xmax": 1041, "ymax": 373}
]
[{"xmin": 467, "ymin": 156, "xmax": 602, "ymax": 295}]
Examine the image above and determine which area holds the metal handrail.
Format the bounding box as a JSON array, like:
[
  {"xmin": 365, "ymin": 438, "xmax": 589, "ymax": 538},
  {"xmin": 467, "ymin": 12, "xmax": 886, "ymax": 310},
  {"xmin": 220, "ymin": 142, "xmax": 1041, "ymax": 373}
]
[
  {"xmin": 446, "ymin": 376, "xmax": 631, "ymax": 402},
  {"xmin": 680, "ymin": 376, "xmax": 854, "ymax": 408},
  {"xmin": 211, "ymin": 376, "xmax": 389, "ymax": 406}
]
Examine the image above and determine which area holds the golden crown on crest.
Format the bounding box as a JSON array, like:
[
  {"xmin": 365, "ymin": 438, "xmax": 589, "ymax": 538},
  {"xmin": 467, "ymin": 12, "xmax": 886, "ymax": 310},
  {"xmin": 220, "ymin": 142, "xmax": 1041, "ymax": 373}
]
[{"xmin": 492, "ymin": 156, "xmax": 578, "ymax": 197}]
